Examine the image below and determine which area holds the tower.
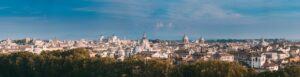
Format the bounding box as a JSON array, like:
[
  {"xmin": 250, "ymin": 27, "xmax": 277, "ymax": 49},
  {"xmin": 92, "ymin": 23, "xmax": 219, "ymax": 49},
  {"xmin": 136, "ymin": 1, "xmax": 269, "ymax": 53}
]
[
  {"xmin": 199, "ymin": 37, "xmax": 205, "ymax": 44},
  {"xmin": 182, "ymin": 34, "xmax": 190, "ymax": 48},
  {"xmin": 183, "ymin": 34, "xmax": 189, "ymax": 45},
  {"xmin": 142, "ymin": 32, "xmax": 147, "ymax": 40},
  {"xmin": 109, "ymin": 34, "xmax": 118, "ymax": 43},
  {"xmin": 141, "ymin": 32, "xmax": 150, "ymax": 51},
  {"xmin": 99, "ymin": 34, "xmax": 104, "ymax": 43}
]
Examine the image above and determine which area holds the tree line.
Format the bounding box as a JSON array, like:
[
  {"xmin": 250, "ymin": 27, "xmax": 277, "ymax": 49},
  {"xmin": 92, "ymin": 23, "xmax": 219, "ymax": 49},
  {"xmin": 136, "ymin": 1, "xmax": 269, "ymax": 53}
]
[{"xmin": 0, "ymin": 48, "xmax": 300, "ymax": 77}]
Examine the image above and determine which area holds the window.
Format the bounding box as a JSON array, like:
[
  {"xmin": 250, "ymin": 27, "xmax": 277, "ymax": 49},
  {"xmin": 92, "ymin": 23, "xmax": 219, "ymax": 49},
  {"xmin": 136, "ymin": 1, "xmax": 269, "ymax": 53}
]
[{"xmin": 255, "ymin": 57, "xmax": 258, "ymax": 62}]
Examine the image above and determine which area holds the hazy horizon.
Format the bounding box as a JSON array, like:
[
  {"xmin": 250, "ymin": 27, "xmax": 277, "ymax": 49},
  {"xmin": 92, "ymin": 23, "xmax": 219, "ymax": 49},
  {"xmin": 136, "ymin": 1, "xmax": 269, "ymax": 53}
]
[{"xmin": 0, "ymin": 35, "xmax": 296, "ymax": 41}]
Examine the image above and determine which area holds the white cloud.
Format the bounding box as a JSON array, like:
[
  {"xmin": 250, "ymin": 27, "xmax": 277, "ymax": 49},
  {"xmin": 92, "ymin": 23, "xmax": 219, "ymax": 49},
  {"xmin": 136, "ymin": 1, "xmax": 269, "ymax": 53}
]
[
  {"xmin": 154, "ymin": 21, "xmax": 174, "ymax": 30},
  {"xmin": 78, "ymin": 0, "xmax": 156, "ymax": 18},
  {"xmin": 155, "ymin": 21, "xmax": 164, "ymax": 29},
  {"xmin": 78, "ymin": 0, "xmax": 243, "ymax": 20},
  {"xmin": 167, "ymin": 1, "xmax": 242, "ymax": 20},
  {"xmin": 167, "ymin": 22, "xmax": 173, "ymax": 28},
  {"xmin": 198, "ymin": 4, "xmax": 241, "ymax": 18}
]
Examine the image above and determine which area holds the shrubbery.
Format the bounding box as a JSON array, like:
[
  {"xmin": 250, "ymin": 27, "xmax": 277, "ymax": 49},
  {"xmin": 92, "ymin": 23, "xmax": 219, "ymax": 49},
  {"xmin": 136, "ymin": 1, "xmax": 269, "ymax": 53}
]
[{"xmin": 0, "ymin": 48, "xmax": 298, "ymax": 77}]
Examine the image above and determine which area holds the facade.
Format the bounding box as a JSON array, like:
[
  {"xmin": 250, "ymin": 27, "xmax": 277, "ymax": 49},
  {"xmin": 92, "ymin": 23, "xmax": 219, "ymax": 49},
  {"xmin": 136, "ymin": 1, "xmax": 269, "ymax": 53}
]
[
  {"xmin": 0, "ymin": 34, "xmax": 299, "ymax": 72},
  {"xmin": 140, "ymin": 33, "xmax": 151, "ymax": 51},
  {"xmin": 182, "ymin": 34, "xmax": 190, "ymax": 48},
  {"xmin": 99, "ymin": 35, "xmax": 104, "ymax": 43},
  {"xmin": 214, "ymin": 52, "xmax": 234, "ymax": 62},
  {"xmin": 249, "ymin": 53, "xmax": 266, "ymax": 68}
]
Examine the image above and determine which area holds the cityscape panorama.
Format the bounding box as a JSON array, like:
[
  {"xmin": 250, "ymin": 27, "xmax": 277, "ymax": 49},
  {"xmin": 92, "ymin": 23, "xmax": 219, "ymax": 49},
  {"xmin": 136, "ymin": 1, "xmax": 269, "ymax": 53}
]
[{"xmin": 1, "ymin": 0, "xmax": 300, "ymax": 77}]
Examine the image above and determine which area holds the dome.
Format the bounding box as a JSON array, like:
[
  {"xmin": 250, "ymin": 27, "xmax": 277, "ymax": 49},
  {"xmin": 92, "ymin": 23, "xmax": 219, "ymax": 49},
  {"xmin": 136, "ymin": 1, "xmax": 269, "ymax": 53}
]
[
  {"xmin": 259, "ymin": 38, "xmax": 269, "ymax": 47},
  {"xmin": 198, "ymin": 37, "xmax": 205, "ymax": 43}
]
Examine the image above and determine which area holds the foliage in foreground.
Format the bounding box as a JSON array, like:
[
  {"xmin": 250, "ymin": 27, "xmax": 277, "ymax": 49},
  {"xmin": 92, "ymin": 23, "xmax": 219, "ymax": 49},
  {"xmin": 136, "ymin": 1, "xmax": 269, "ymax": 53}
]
[{"xmin": 0, "ymin": 48, "xmax": 299, "ymax": 77}]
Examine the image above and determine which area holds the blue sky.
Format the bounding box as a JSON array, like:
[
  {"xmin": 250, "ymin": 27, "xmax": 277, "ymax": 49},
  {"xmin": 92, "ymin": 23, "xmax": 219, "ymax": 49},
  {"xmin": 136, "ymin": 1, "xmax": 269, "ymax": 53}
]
[{"xmin": 1, "ymin": 0, "xmax": 300, "ymax": 40}]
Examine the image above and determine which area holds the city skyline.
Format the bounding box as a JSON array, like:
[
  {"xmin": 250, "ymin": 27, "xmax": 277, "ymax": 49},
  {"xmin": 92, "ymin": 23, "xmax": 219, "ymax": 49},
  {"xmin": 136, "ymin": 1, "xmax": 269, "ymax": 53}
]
[
  {"xmin": 1, "ymin": 0, "xmax": 300, "ymax": 39},
  {"xmin": 0, "ymin": 33, "xmax": 291, "ymax": 41}
]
